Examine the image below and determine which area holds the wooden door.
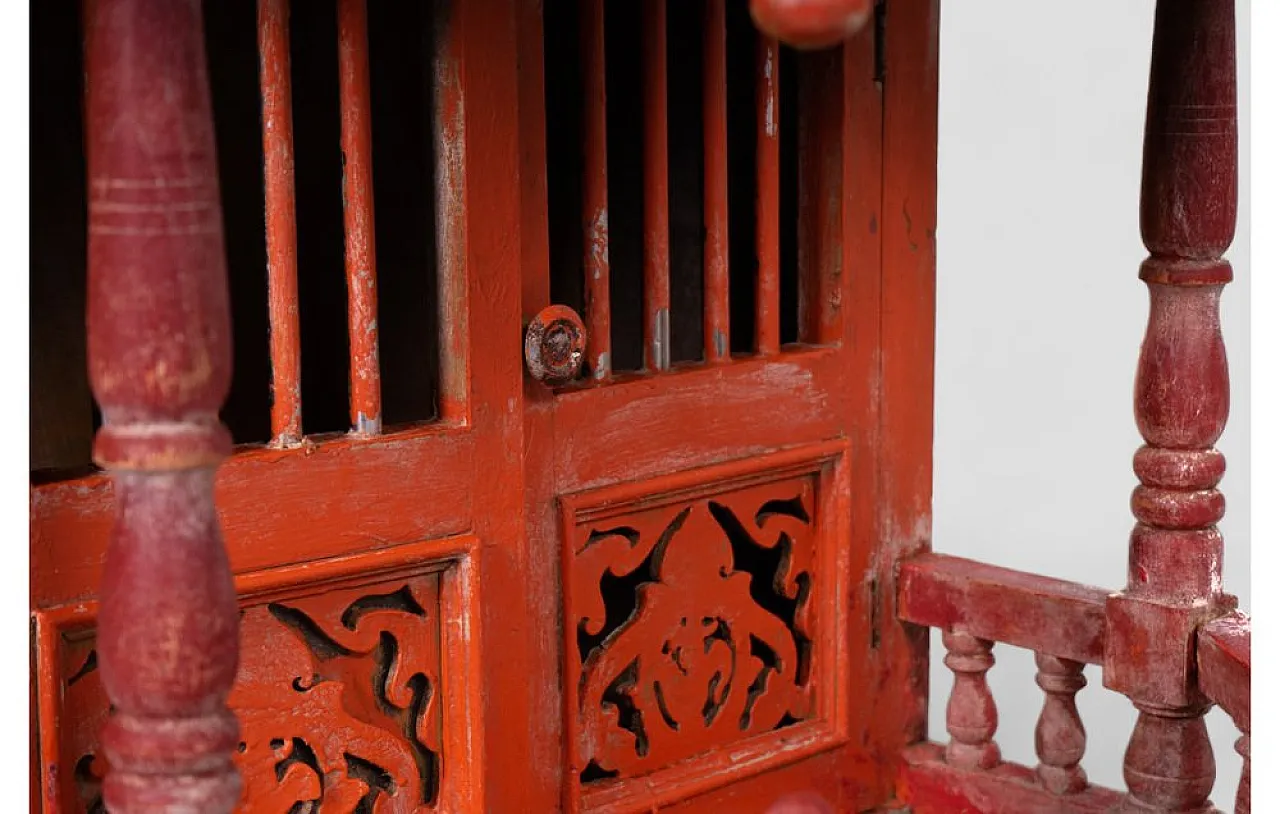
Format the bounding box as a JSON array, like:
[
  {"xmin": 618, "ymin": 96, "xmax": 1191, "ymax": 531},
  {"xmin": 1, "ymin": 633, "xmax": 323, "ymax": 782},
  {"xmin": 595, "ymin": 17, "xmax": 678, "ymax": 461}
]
[
  {"xmin": 511, "ymin": 1, "xmax": 934, "ymax": 811},
  {"xmin": 32, "ymin": 1, "xmax": 524, "ymax": 811},
  {"xmin": 31, "ymin": 1, "xmax": 938, "ymax": 812}
]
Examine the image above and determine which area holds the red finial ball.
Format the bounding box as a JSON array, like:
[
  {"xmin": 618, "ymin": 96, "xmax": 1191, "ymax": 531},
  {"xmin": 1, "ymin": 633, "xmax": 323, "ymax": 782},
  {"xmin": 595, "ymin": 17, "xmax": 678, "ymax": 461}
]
[{"xmin": 749, "ymin": 0, "xmax": 875, "ymax": 50}]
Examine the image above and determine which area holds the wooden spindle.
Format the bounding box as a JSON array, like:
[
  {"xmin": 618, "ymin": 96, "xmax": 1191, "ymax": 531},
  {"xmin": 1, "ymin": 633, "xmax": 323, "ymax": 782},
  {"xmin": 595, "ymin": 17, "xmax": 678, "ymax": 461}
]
[
  {"xmin": 942, "ymin": 631, "xmax": 1000, "ymax": 770},
  {"xmin": 338, "ymin": 0, "xmax": 382, "ymax": 434},
  {"xmin": 795, "ymin": 47, "xmax": 845, "ymax": 347},
  {"xmin": 1105, "ymin": 2, "xmax": 1238, "ymax": 811},
  {"xmin": 1034, "ymin": 654, "xmax": 1088, "ymax": 794},
  {"xmin": 755, "ymin": 32, "xmax": 782, "ymax": 356},
  {"xmin": 85, "ymin": 0, "xmax": 240, "ymax": 809},
  {"xmin": 581, "ymin": 0, "xmax": 612, "ymax": 380},
  {"xmin": 703, "ymin": 0, "xmax": 731, "ymax": 363},
  {"xmin": 642, "ymin": 0, "xmax": 671, "ymax": 373},
  {"xmin": 259, "ymin": 0, "xmax": 303, "ymax": 446}
]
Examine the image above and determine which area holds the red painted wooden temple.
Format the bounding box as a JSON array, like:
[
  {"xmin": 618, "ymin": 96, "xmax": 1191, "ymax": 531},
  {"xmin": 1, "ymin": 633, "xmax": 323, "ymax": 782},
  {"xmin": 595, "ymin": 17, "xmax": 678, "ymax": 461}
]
[{"xmin": 29, "ymin": 0, "xmax": 1249, "ymax": 811}]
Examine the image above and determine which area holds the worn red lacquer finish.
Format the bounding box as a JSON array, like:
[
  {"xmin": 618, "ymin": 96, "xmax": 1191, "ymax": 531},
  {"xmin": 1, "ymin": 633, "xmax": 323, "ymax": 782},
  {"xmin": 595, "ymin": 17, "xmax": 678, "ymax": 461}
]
[
  {"xmin": 581, "ymin": 0, "xmax": 612, "ymax": 380},
  {"xmin": 1103, "ymin": 2, "xmax": 1239, "ymax": 811},
  {"xmin": 887, "ymin": 2, "xmax": 1248, "ymax": 812},
  {"xmin": 34, "ymin": 0, "xmax": 1255, "ymax": 811},
  {"xmin": 898, "ymin": 553, "xmax": 1110, "ymax": 666},
  {"xmin": 702, "ymin": 0, "xmax": 731, "ymax": 363},
  {"xmin": 258, "ymin": 0, "xmax": 303, "ymax": 446},
  {"xmin": 941, "ymin": 632, "xmax": 999, "ymax": 771},
  {"xmin": 642, "ymin": 0, "xmax": 671, "ymax": 373},
  {"xmin": 755, "ymin": 32, "xmax": 782, "ymax": 356},
  {"xmin": 1198, "ymin": 612, "xmax": 1251, "ymax": 813},
  {"xmin": 84, "ymin": 0, "xmax": 241, "ymax": 809},
  {"xmin": 338, "ymin": 0, "xmax": 382, "ymax": 435},
  {"xmin": 1034, "ymin": 654, "xmax": 1088, "ymax": 795}
]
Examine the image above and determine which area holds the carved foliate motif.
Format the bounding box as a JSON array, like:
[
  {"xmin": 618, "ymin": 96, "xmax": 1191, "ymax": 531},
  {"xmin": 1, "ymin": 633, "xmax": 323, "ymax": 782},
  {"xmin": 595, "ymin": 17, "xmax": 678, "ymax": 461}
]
[
  {"xmin": 565, "ymin": 474, "xmax": 821, "ymax": 785},
  {"xmin": 56, "ymin": 573, "xmax": 445, "ymax": 813}
]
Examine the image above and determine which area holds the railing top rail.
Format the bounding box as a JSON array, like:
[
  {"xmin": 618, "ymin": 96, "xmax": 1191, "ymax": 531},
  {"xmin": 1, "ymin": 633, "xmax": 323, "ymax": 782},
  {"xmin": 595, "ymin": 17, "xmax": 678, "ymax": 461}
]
[{"xmin": 898, "ymin": 552, "xmax": 1110, "ymax": 665}]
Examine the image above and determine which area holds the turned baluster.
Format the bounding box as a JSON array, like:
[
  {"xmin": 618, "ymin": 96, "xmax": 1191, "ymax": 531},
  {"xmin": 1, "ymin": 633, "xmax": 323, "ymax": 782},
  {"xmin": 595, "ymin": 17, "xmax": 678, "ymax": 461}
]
[
  {"xmin": 1103, "ymin": 2, "xmax": 1238, "ymax": 812},
  {"xmin": 86, "ymin": 0, "xmax": 241, "ymax": 810},
  {"xmin": 942, "ymin": 631, "xmax": 1000, "ymax": 770},
  {"xmin": 1034, "ymin": 654, "xmax": 1087, "ymax": 794}
]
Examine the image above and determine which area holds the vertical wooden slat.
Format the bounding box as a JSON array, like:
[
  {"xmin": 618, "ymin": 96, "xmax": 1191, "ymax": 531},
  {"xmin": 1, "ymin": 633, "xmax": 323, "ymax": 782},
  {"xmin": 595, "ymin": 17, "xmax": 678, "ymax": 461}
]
[
  {"xmin": 259, "ymin": 0, "xmax": 303, "ymax": 445},
  {"xmin": 755, "ymin": 33, "xmax": 781, "ymax": 356},
  {"xmin": 432, "ymin": 0, "xmax": 470, "ymax": 422},
  {"xmin": 642, "ymin": 0, "xmax": 670, "ymax": 372},
  {"xmin": 796, "ymin": 48, "xmax": 845, "ymax": 346},
  {"xmin": 85, "ymin": 0, "xmax": 241, "ymax": 809},
  {"xmin": 338, "ymin": 0, "xmax": 381, "ymax": 433},
  {"xmin": 702, "ymin": 0, "xmax": 731, "ymax": 363},
  {"xmin": 581, "ymin": 0, "xmax": 611, "ymax": 380}
]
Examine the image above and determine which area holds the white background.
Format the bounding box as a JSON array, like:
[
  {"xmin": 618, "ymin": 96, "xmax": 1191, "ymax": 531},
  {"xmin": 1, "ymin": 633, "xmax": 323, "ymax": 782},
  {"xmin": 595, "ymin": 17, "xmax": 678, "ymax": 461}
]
[{"xmin": 933, "ymin": 1, "xmax": 1251, "ymax": 806}]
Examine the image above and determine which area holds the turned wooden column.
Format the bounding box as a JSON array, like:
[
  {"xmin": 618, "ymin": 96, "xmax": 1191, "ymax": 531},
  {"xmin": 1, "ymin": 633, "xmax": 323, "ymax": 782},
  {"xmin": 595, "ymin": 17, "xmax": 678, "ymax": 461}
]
[
  {"xmin": 1103, "ymin": 2, "xmax": 1238, "ymax": 812},
  {"xmin": 86, "ymin": 1, "xmax": 241, "ymax": 810},
  {"xmin": 942, "ymin": 631, "xmax": 1000, "ymax": 770},
  {"xmin": 1034, "ymin": 654, "xmax": 1087, "ymax": 794}
]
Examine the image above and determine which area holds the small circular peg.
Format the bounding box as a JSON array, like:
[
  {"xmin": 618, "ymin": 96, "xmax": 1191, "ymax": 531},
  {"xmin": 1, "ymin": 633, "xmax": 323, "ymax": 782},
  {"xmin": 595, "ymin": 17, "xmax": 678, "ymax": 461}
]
[
  {"xmin": 749, "ymin": 0, "xmax": 874, "ymax": 50},
  {"xmin": 524, "ymin": 305, "xmax": 587, "ymax": 386}
]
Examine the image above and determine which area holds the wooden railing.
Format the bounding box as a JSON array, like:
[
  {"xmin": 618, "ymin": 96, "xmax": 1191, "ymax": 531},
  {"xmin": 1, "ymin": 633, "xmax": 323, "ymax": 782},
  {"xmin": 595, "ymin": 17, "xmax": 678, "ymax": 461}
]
[
  {"xmin": 77, "ymin": 0, "xmax": 1251, "ymax": 812},
  {"xmin": 898, "ymin": 555, "xmax": 1126, "ymax": 811},
  {"xmin": 897, "ymin": 555, "xmax": 1251, "ymax": 814},
  {"xmin": 756, "ymin": 1, "xmax": 1251, "ymax": 812},
  {"xmin": 1199, "ymin": 612, "xmax": 1251, "ymax": 813}
]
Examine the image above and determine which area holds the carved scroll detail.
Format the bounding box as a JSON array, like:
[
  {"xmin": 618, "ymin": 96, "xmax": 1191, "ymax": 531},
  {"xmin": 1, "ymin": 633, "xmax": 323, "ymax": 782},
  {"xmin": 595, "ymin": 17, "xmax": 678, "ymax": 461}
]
[
  {"xmin": 566, "ymin": 476, "xmax": 820, "ymax": 783},
  {"xmin": 57, "ymin": 573, "xmax": 445, "ymax": 813}
]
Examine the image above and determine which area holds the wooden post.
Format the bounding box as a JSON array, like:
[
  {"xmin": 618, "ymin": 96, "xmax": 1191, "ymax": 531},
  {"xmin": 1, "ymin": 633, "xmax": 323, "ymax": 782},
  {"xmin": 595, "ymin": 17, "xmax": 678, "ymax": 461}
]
[
  {"xmin": 1103, "ymin": 2, "xmax": 1238, "ymax": 811},
  {"xmin": 85, "ymin": 0, "xmax": 241, "ymax": 810}
]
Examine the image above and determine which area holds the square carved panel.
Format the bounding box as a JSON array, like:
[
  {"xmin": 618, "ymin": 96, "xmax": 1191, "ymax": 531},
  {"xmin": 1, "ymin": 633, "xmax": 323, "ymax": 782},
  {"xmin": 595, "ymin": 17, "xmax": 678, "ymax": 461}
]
[
  {"xmin": 34, "ymin": 537, "xmax": 480, "ymax": 814},
  {"xmin": 560, "ymin": 442, "xmax": 850, "ymax": 811}
]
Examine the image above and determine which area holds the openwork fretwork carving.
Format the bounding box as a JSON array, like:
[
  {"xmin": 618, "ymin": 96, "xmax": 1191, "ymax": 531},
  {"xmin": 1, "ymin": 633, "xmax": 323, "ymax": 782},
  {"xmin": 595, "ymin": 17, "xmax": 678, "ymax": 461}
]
[
  {"xmin": 234, "ymin": 578, "xmax": 442, "ymax": 811},
  {"xmin": 51, "ymin": 571, "xmax": 446, "ymax": 813},
  {"xmin": 563, "ymin": 465, "xmax": 833, "ymax": 793}
]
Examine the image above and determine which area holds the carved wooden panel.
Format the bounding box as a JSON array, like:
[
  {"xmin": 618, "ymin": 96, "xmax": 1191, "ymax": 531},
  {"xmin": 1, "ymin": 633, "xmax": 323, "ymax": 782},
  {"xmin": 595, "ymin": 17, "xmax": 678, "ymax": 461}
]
[
  {"xmin": 560, "ymin": 442, "xmax": 850, "ymax": 812},
  {"xmin": 35, "ymin": 537, "xmax": 482, "ymax": 813}
]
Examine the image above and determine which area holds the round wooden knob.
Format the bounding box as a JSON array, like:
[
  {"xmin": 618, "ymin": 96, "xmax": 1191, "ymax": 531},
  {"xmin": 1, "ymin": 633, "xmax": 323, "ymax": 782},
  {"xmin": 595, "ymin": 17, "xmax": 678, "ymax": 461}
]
[
  {"xmin": 749, "ymin": 0, "xmax": 874, "ymax": 50},
  {"xmin": 524, "ymin": 305, "xmax": 587, "ymax": 385}
]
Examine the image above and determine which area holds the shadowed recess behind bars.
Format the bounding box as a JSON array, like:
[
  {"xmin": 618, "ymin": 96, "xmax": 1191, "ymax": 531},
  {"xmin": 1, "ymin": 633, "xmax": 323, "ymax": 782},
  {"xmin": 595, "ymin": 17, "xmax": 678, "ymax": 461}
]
[
  {"xmin": 543, "ymin": 0, "xmax": 802, "ymax": 376},
  {"xmin": 29, "ymin": 0, "xmax": 442, "ymax": 477}
]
